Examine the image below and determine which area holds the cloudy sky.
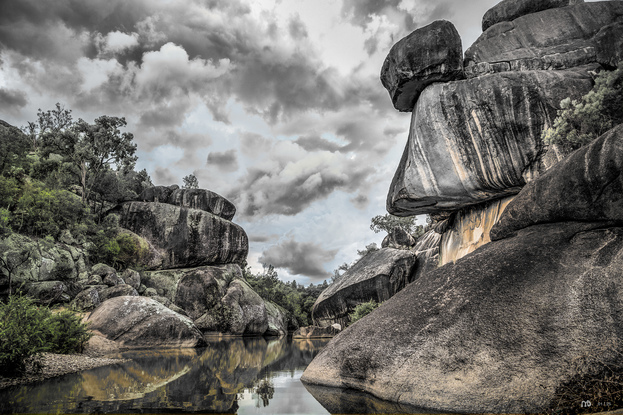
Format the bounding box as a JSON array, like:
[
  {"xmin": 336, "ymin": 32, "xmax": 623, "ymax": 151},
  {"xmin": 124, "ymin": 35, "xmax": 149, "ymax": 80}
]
[{"xmin": 0, "ymin": 0, "xmax": 504, "ymax": 285}]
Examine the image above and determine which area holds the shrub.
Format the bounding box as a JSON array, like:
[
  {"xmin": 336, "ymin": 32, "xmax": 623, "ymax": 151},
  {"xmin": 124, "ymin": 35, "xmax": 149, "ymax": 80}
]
[
  {"xmin": 348, "ymin": 300, "xmax": 381, "ymax": 325},
  {"xmin": 542, "ymin": 63, "xmax": 623, "ymax": 152},
  {"xmin": 0, "ymin": 295, "xmax": 93, "ymax": 376},
  {"xmin": 0, "ymin": 295, "xmax": 51, "ymax": 375},
  {"xmin": 45, "ymin": 309, "xmax": 92, "ymax": 354}
]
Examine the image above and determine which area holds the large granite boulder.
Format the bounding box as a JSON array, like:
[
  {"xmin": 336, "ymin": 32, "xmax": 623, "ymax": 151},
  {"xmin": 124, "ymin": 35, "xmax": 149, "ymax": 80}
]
[
  {"xmin": 265, "ymin": 301, "xmax": 288, "ymax": 336},
  {"xmin": 481, "ymin": 0, "xmax": 572, "ymax": 32},
  {"xmin": 386, "ymin": 68, "xmax": 593, "ymax": 216},
  {"xmin": 595, "ymin": 22, "xmax": 623, "ymax": 69},
  {"xmin": 302, "ymin": 221, "xmax": 623, "ymax": 413},
  {"xmin": 312, "ymin": 248, "xmax": 417, "ymax": 327},
  {"xmin": 118, "ymin": 201, "xmax": 248, "ymax": 270},
  {"xmin": 465, "ymin": 2, "xmax": 623, "ymax": 78},
  {"xmin": 88, "ymin": 296, "xmax": 205, "ymax": 348},
  {"xmin": 221, "ymin": 279, "xmax": 269, "ymax": 335},
  {"xmin": 139, "ymin": 186, "xmax": 236, "ymax": 221},
  {"xmin": 491, "ymin": 124, "xmax": 623, "ymax": 241},
  {"xmin": 380, "ymin": 20, "xmax": 463, "ymax": 112}
]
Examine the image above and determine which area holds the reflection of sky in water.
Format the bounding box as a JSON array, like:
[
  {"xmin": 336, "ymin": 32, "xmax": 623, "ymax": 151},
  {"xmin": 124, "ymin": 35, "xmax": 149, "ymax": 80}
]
[{"xmin": 237, "ymin": 370, "xmax": 329, "ymax": 415}]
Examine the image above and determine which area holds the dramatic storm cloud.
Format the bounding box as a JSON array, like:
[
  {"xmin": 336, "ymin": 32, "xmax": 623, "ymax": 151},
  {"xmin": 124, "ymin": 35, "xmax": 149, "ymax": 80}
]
[
  {"xmin": 260, "ymin": 237, "xmax": 338, "ymax": 281},
  {"xmin": 0, "ymin": 0, "xmax": 505, "ymax": 284}
]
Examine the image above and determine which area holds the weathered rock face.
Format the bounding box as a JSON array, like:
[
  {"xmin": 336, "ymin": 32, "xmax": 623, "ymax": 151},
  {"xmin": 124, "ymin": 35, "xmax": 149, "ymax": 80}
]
[
  {"xmin": 88, "ymin": 296, "xmax": 205, "ymax": 348},
  {"xmin": 386, "ymin": 68, "xmax": 593, "ymax": 216},
  {"xmin": 0, "ymin": 233, "xmax": 88, "ymax": 290},
  {"xmin": 381, "ymin": 226, "xmax": 416, "ymax": 249},
  {"xmin": 410, "ymin": 229, "xmax": 442, "ymax": 282},
  {"xmin": 312, "ymin": 248, "xmax": 417, "ymax": 327},
  {"xmin": 118, "ymin": 201, "xmax": 248, "ymax": 269},
  {"xmin": 139, "ymin": 186, "xmax": 236, "ymax": 221},
  {"xmin": 466, "ymin": 2, "xmax": 623, "ymax": 78},
  {"xmin": 491, "ymin": 124, "xmax": 623, "ymax": 241},
  {"xmin": 439, "ymin": 196, "xmax": 514, "ymax": 266},
  {"xmin": 174, "ymin": 264, "xmax": 240, "ymax": 320},
  {"xmin": 595, "ymin": 22, "xmax": 623, "ymax": 69},
  {"xmin": 481, "ymin": 0, "xmax": 572, "ymax": 32},
  {"xmin": 172, "ymin": 264, "xmax": 285, "ymax": 336},
  {"xmin": 99, "ymin": 284, "xmax": 139, "ymax": 302},
  {"xmin": 380, "ymin": 20, "xmax": 464, "ymax": 112},
  {"xmin": 302, "ymin": 221, "xmax": 623, "ymax": 413}
]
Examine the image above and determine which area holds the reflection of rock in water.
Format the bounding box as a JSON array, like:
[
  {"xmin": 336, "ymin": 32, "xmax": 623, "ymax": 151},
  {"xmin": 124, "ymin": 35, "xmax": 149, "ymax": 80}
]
[
  {"xmin": 0, "ymin": 336, "xmax": 328, "ymax": 414},
  {"xmin": 303, "ymin": 383, "xmax": 445, "ymax": 414}
]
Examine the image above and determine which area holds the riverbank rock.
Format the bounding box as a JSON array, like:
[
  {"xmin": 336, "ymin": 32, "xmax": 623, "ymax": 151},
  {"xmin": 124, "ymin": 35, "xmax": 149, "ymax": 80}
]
[
  {"xmin": 386, "ymin": 68, "xmax": 593, "ymax": 216},
  {"xmin": 312, "ymin": 248, "xmax": 417, "ymax": 327},
  {"xmin": 380, "ymin": 20, "xmax": 463, "ymax": 112},
  {"xmin": 139, "ymin": 186, "xmax": 236, "ymax": 221},
  {"xmin": 492, "ymin": 125, "xmax": 623, "ymax": 241},
  {"xmin": 88, "ymin": 296, "xmax": 205, "ymax": 348},
  {"xmin": 265, "ymin": 301, "xmax": 288, "ymax": 336},
  {"xmin": 117, "ymin": 201, "xmax": 248, "ymax": 270},
  {"xmin": 302, "ymin": 220, "xmax": 623, "ymax": 413},
  {"xmin": 481, "ymin": 0, "xmax": 572, "ymax": 32},
  {"xmin": 465, "ymin": 2, "xmax": 623, "ymax": 78}
]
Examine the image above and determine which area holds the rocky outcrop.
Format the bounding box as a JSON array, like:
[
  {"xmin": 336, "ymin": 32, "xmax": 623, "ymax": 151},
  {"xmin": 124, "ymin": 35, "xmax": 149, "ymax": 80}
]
[
  {"xmin": 380, "ymin": 20, "xmax": 463, "ymax": 112},
  {"xmin": 481, "ymin": 0, "xmax": 572, "ymax": 32},
  {"xmin": 312, "ymin": 248, "xmax": 417, "ymax": 327},
  {"xmin": 87, "ymin": 296, "xmax": 205, "ymax": 348},
  {"xmin": 466, "ymin": 2, "xmax": 623, "ymax": 78},
  {"xmin": 302, "ymin": 220, "xmax": 623, "ymax": 413},
  {"xmin": 410, "ymin": 229, "xmax": 442, "ymax": 281},
  {"xmin": 491, "ymin": 124, "xmax": 623, "ymax": 241},
  {"xmin": 439, "ymin": 196, "xmax": 514, "ymax": 266},
  {"xmin": 386, "ymin": 68, "xmax": 593, "ymax": 216},
  {"xmin": 139, "ymin": 185, "xmax": 236, "ymax": 221},
  {"xmin": 171, "ymin": 264, "xmax": 286, "ymax": 336},
  {"xmin": 118, "ymin": 201, "xmax": 248, "ymax": 270}
]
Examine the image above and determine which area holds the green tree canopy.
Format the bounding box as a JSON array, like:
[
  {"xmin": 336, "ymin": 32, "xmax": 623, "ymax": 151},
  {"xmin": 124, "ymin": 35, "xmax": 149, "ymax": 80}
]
[{"xmin": 370, "ymin": 213, "xmax": 423, "ymax": 237}]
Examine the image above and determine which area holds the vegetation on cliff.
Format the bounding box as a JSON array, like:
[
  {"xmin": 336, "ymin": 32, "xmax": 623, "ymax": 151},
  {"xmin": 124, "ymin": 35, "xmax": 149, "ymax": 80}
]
[{"xmin": 543, "ymin": 63, "xmax": 623, "ymax": 152}]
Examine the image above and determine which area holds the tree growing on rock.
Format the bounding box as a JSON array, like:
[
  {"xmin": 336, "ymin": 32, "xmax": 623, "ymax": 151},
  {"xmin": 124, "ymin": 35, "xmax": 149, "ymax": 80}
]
[
  {"xmin": 182, "ymin": 174, "xmax": 199, "ymax": 189},
  {"xmin": 370, "ymin": 213, "xmax": 424, "ymax": 238},
  {"xmin": 542, "ymin": 62, "xmax": 623, "ymax": 152}
]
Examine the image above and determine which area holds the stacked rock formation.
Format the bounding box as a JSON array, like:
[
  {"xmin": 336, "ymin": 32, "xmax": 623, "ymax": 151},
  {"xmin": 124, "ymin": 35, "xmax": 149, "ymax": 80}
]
[
  {"xmin": 87, "ymin": 185, "xmax": 289, "ymax": 339},
  {"xmin": 303, "ymin": 1, "xmax": 623, "ymax": 413}
]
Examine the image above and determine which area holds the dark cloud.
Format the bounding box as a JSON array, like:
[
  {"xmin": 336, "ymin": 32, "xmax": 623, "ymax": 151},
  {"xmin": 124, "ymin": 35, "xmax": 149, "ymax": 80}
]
[
  {"xmin": 0, "ymin": 87, "xmax": 28, "ymax": 114},
  {"xmin": 152, "ymin": 166, "xmax": 178, "ymax": 186},
  {"xmin": 259, "ymin": 238, "xmax": 338, "ymax": 279},
  {"xmin": 294, "ymin": 135, "xmax": 342, "ymax": 152},
  {"xmin": 207, "ymin": 149, "xmax": 238, "ymax": 172},
  {"xmin": 350, "ymin": 194, "xmax": 369, "ymax": 209},
  {"xmin": 229, "ymin": 153, "xmax": 375, "ymax": 218},
  {"xmin": 249, "ymin": 233, "xmax": 279, "ymax": 243}
]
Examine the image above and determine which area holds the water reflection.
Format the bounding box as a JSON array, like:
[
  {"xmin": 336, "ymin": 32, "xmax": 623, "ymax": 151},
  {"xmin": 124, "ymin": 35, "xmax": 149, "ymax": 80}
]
[{"xmin": 0, "ymin": 337, "xmax": 330, "ymax": 414}]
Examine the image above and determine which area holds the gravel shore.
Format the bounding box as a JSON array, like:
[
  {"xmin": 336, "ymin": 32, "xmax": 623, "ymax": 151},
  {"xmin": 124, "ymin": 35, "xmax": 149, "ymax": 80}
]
[{"xmin": 0, "ymin": 352, "xmax": 128, "ymax": 390}]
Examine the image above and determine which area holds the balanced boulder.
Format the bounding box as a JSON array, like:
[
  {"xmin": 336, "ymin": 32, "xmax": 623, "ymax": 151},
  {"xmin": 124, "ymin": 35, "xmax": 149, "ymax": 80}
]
[
  {"xmin": 380, "ymin": 20, "xmax": 463, "ymax": 112},
  {"xmin": 386, "ymin": 68, "xmax": 593, "ymax": 216},
  {"xmin": 139, "ymin": 186, "xmax": 236, "ymax": 221}
]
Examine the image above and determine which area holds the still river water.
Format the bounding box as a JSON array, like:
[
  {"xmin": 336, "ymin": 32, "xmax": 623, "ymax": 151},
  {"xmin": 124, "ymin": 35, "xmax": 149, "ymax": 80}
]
[{"xmin": 0, "ymin": 336, "xmax": 432, "ymax": 414}]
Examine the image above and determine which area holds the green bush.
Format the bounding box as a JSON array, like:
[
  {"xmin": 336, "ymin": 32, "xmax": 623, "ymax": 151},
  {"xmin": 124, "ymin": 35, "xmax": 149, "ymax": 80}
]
[
  {"xmin": 542, "ymin": 63, "xmax": 623, "ymax": 152},
  {"xmin": 349, "ymin": 300, "xmax": 381, "ymax": 325},
  {"xmin": 0, "ymin": 295, "xmax": 51, "ymax": 375},
  {"xmin": 0, "ymin": 295, "xmax": 92, "ymax": 376},
  {"xmin": 45, "ymin": 310, "xmax": 92, "ymax": 354}
]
